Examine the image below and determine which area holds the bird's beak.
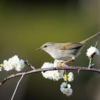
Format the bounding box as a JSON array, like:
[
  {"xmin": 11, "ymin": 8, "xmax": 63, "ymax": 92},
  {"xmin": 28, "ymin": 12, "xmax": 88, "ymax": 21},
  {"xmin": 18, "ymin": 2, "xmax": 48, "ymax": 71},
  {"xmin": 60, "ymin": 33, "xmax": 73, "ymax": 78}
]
[{"xmin": 36, "ymin": 47, "xmax": 42, "ymax": 50}]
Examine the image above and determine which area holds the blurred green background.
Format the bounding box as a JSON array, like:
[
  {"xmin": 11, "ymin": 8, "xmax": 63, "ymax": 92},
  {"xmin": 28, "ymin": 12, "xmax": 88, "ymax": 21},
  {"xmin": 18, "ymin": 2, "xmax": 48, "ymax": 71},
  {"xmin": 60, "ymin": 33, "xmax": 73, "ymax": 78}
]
[{"xmin": 0, "ymin": 0, "xmax": 100, "ymax": 100}]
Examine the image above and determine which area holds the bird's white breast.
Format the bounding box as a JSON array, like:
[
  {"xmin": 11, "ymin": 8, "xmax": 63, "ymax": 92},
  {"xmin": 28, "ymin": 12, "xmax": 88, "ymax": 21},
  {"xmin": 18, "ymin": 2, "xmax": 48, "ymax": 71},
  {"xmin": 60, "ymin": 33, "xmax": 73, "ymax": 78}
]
[{"xmin": 48, "ymin": 49, "xmax": 75, "ymax": 60}]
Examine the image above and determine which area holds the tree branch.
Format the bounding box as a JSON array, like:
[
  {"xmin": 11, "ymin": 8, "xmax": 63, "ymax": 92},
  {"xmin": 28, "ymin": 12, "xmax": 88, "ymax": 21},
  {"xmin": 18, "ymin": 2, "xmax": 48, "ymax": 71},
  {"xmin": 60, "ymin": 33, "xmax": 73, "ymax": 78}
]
[
  {"xmin": 25, "ymin": 60, "xmax": 35, "ymax": 70},
  {"xmin": 10, "ymin": 73, "xmax": 25, "ymax": 100},
  {"xmin": 0, "ymin": 64, "xmax": 100, "ymax": 88}
]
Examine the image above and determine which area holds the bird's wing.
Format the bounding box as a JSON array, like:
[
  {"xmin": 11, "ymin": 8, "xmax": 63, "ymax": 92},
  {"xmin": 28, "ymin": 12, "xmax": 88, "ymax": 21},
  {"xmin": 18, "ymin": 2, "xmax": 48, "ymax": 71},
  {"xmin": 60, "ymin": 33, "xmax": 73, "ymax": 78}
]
[{"xmin": 59, "ymin": 42, "xmax": 84, "ymax": 50}]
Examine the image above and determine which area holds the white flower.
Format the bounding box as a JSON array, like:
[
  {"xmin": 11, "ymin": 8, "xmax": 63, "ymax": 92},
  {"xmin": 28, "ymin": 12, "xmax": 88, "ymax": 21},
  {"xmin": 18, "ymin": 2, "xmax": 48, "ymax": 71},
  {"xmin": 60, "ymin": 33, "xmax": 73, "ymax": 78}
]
[
  {"xmin": 14, "ymin": 59, "xmax": 25, "ymax": 71},
  {"xmin": 2, "ymin": 55, "xmax": 25, "ymax": 71},
  {"xmin": 67, "ymin": 72, "xmax": 74, "ymax": 82},
  {"xmin": 3, "ymin": 60, "xmax": 14, "ymax": 71},
  {"xmin": 52, "ymin": 70, "xmax": 64, "ymax": 81},
  {"xmin": 41, "ymin": 62, "xmax": 64, "ymax": 81},
  {"xmin": 60, "ymin": 82, "xmax": 73, "ymax": 96},
  {"xmin": 86, "ymin": 46, "xmax": 99, "ymax": 58},
  {"xmin": 41, "ymin": 62, "xmax": 54, "ymax": 79}
]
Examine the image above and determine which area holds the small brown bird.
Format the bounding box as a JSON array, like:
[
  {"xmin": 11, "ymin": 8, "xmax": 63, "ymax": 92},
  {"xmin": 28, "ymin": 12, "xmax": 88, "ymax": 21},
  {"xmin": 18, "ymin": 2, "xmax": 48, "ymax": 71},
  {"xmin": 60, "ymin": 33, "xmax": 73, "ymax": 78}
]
[{"xmin": 37, "ymin": 32, "xmax": 100, "ymax": 63}]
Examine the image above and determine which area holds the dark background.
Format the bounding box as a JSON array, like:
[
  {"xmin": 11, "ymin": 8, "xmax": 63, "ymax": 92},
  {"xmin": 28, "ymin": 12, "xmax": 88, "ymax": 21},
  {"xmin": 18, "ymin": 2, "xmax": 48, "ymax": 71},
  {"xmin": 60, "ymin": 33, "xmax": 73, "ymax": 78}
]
[{"xmin": 0, "ymin": 0, "xmax": 100, "ymax": 100}]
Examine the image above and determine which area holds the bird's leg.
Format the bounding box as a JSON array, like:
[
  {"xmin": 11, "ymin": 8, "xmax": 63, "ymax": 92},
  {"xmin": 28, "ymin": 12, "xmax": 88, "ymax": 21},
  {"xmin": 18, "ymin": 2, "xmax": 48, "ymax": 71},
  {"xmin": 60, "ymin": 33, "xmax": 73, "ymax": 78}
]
[
  {"xmin": 64, "ymin": 58, "xmax": 75, "ymax": 64},
  {"xmin": 54, "ymin": 60, "xmax": 62, "ymax": 67},
  {"xmin": 56, "ymin": 58, "xmax": 74, "ymax": 67},
  {"xmin": 54, "ymin": 60, "xmax": 66, "ymax": 67},
  {"xmin": 57, "ymin": 61, "xmax": 64, "ymax": 67},
  {"xmin": 55, "ymin": 57, "xmax": 75, "ymax": 67},
  {"xmin": 57, "ymin": 58, "xmax": 74, "ymax": 67}
]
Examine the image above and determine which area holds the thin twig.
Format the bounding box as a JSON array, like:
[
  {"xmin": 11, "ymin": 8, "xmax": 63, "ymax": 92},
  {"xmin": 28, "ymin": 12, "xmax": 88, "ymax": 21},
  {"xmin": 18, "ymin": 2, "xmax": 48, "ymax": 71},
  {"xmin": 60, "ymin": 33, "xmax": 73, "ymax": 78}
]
[
  {"xmin": 10, "ymin": 73, "xmax": 25, "ymax": 100},
  {"xmin": 0, "ymin": 64, "xmax": 100, "ymax": 88},
  {"xmin": 95, "ymin": 41, "xmax": 99, "ymax": 47},
  {"xmin": 88, "ymin": 58, "xmax": 94, "ymax": 68},
  {"xmin": 25, "ymin": 60, "xmax": 35, "ymax": 70}
]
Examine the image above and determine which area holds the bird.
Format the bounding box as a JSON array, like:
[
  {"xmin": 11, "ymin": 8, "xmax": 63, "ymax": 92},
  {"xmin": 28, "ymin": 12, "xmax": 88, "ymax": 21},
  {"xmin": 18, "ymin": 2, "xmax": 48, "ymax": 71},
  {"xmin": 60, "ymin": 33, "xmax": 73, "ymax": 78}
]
[{"xmin": 37, "ymin": 32, "xmax": 100, "ymax": 63}]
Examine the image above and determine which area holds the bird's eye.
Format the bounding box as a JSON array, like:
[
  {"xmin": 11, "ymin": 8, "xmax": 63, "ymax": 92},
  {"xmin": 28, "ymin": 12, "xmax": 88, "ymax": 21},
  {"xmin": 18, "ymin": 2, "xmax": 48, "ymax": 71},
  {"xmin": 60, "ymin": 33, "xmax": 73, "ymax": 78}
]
[{"xmin": 44, "ymin": 45, "xmax": 48, "ymax": 48}]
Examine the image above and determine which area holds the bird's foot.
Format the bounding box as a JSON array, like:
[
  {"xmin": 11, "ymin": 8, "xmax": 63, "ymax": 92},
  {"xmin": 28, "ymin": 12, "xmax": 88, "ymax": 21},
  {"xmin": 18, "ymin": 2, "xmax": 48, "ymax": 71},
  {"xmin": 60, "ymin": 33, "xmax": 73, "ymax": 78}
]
[
  {"xmin": 57, "ymin": 62, "xmax": 66, "ymax": 67},
  {"xmin": 54, "ymin": 60, "xmax": 66, "ymax": 67}
]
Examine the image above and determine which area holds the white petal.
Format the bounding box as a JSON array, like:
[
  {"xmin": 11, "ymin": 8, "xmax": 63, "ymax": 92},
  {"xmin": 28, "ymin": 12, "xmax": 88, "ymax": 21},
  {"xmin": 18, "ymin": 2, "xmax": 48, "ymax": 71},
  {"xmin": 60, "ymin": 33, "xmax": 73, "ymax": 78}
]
[
  {"xmin": 41, "ymin": 62, "xmax": 64, "ymax": 81},
  {"xmin": 60, "ymin": 83, "xmax": 73, "ymax": 96},
  {"xmin": 67, "ymin": 72, "xmax": 74, "ymax": 82},
  {"xmin": 41, "ymin": 62, "xmax": 53, "ymax": 68},
  {"xmin": 60, "ymin": 82, "xmax": 67, "ymax": 88},
  {"xmin": 65, "ymin": 88, "xmax": 73, "ymax": 96},
  {"xmin": 86, "ymin": 46, "xmax": 100, "ymax": 57}
]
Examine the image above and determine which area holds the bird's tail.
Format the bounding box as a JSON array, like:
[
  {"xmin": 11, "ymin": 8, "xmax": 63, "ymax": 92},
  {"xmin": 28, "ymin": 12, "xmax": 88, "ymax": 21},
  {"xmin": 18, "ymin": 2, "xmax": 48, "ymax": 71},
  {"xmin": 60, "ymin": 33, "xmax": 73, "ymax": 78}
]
[{"xmin": 80, "ymin": 32, "xmax": 100, "ymax": 44}]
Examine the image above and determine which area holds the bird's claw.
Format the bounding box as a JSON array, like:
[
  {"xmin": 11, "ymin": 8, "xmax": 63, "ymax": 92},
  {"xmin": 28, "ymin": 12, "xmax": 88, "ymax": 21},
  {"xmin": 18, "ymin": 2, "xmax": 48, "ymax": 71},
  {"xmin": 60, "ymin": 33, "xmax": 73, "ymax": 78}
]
[{"xmin": 57, "ymin": 62, "xmax": 66, "ymax": 67}]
